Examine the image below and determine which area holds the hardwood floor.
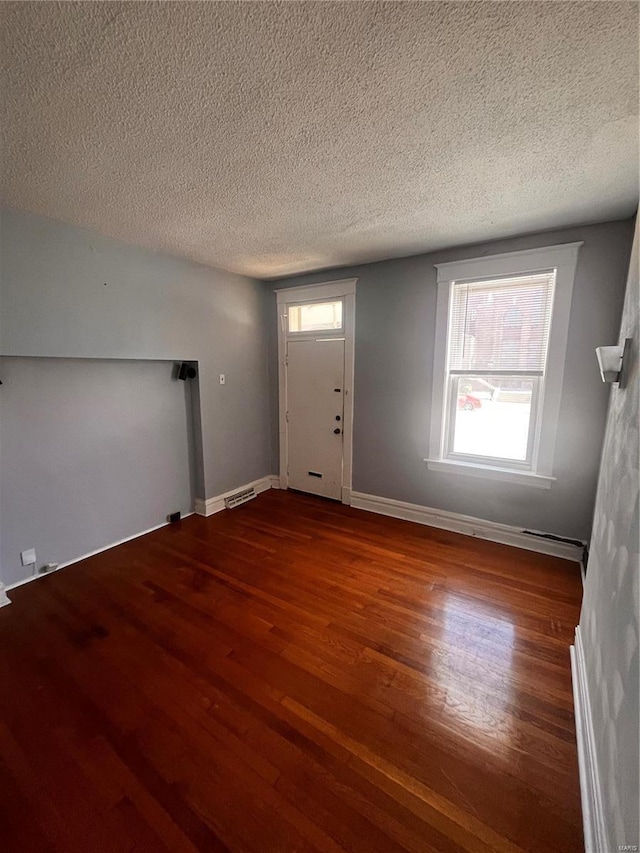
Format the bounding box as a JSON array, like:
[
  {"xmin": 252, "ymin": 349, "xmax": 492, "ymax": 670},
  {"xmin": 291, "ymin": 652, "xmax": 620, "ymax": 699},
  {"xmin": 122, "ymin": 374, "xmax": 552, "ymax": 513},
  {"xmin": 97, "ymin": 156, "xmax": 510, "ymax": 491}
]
[{"xmin": 0, "ymin": 489, "xmax": 584, "ymax": 853}]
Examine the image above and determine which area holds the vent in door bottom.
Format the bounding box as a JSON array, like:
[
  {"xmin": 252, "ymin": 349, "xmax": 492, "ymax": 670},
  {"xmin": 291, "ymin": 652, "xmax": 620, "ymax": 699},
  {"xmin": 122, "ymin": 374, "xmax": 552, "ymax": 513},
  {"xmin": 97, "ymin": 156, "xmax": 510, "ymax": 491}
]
[
  {"xmin": 224, "ymin": 487, "xmax": 257, "ymax": 509},
  {"xmin": 308, "ymin": 471, "xmax": 323, "ymax": 478}
]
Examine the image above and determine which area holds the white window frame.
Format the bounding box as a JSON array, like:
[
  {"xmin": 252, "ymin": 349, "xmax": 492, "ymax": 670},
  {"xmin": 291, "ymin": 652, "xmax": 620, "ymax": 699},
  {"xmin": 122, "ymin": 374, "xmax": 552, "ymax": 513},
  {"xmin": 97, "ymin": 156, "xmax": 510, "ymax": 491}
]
[
  {"xmin": 426, "ymin": 242, "xmax": 582, "ymax": 489},
  {"xmin": 275, "ymin": 278, "xmax": 357, "ymax": 505}
]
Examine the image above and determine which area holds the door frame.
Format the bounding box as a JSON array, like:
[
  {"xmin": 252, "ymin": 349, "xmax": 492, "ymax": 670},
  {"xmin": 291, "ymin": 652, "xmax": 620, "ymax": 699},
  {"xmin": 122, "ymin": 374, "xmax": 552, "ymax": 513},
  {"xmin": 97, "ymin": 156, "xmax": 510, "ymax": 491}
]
[{"xmin": 275, "ymin": 279, "xmax": 357, "ymax": 505}]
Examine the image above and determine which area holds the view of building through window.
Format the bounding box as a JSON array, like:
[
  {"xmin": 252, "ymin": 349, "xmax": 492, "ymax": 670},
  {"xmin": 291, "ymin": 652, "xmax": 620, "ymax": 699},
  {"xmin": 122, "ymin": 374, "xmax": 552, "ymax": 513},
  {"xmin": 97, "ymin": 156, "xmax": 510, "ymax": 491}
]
[
  {"xmin": 452, "ymin": 375, "xmax": 535, "ymax": 461},
  {"xmin": 445, "ymin": 272, "xmax": 554, "ymax": 465}
]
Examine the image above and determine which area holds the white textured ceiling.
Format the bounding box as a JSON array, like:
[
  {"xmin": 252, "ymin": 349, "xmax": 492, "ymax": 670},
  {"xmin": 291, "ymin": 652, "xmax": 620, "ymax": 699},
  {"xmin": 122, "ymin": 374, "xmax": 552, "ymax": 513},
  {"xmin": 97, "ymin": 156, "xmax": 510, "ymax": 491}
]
[{"xmin": 1, "ymin": 2, "xmax": 638, "ymax": 279}]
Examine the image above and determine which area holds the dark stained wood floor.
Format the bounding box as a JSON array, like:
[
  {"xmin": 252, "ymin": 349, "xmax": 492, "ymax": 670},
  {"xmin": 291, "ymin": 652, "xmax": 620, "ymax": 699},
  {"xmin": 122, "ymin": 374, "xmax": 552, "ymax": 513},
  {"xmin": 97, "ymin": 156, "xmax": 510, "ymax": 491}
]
[{"xmin": 0, "ymin": 489, "xmax": 584, "ymax": 853}]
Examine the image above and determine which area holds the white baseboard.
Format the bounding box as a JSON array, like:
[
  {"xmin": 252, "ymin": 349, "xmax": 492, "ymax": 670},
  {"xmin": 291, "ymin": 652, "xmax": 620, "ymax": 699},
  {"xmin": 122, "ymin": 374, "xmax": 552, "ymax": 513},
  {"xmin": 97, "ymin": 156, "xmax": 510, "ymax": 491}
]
[
  {"xmin": 571, "ymin": 625, "xmax": 608, "ymax": 852},
  {"xmin": 4, "ymin": 512, "xmax": 195, "ymax": 597},
  {"xmin": 194, "ymin": 475, "xmax": 276, "ymax": 517},
  {"xmin": 4, "ymin": 474, "xmax": 281, "ymax": 596},
  {"xmin": 350, "ymin": 491, "xmax": 584, "ymax": 562}
]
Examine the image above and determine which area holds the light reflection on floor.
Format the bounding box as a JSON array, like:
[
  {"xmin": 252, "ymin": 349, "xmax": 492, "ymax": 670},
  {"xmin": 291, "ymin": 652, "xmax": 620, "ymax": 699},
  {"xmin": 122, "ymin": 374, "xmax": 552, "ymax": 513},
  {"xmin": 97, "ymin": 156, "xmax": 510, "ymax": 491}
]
[{"xmin": 429, "ymin": 591, "xmax": 516, "ymax": 755}]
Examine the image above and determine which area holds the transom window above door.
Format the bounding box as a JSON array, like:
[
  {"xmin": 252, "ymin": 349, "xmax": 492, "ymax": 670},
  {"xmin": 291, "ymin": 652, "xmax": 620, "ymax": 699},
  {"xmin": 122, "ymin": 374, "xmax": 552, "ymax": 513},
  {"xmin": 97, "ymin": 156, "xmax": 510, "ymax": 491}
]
[{"xmin": 287, "ymin": 300, "xmax": 343, "ymax": 333}]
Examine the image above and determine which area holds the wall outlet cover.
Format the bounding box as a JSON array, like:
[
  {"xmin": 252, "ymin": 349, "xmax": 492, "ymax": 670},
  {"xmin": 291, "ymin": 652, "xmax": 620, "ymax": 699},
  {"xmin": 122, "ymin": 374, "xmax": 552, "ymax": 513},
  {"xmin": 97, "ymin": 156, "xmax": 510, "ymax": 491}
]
[{"xmin": 21, "ymin": 548, "xmax": 36, "ymax": 566}]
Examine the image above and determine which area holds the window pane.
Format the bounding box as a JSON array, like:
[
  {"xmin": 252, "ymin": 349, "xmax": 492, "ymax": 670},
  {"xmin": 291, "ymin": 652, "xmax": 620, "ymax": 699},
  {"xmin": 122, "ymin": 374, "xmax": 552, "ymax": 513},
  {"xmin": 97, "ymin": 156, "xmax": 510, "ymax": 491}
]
[
  {"xmin": 288, "ymin": 301, "xmax": 343, "ymax": 332},
  {"xmin": 449, "ymin": 273, "xmax": 555, "ymax": 372},
  {"xmin": 450, "ymin": 376, "xmax": 535, "ymax": 462}
]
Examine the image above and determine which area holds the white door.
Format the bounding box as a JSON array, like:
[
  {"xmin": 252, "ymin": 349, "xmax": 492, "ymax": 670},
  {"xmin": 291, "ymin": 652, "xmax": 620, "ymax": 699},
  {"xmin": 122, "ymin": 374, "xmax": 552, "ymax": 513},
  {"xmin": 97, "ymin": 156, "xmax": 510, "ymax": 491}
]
[{"xmin": 287, "ymin": 338, "xmax": 345, "ymax": 500}]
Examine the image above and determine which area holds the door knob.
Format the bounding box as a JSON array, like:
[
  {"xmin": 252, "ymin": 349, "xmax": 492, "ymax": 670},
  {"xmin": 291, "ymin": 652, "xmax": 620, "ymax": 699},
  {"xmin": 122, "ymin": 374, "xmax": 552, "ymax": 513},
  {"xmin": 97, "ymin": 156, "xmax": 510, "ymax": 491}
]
[
  {"xmin": 333, "ymin": 428, "xmax": 341, "ymax": 434},
  {"xmin": 335, "ymin": 415, "xmax": 341, "ymax": 421}
]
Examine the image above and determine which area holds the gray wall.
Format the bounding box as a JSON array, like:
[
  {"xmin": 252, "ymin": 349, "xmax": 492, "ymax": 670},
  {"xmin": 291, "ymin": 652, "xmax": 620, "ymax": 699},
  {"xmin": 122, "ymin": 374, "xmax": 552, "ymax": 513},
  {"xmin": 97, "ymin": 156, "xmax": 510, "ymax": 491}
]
[
  {"xmin": 0, "ymin": 357, "xmax": 195, "ymax": 587},
  {"xmin": 270, "ymin": 219, "xmax": 635, "ymax": 540},
  {"xmin": 0, "ymin": 206, "xmax": 273, "ymax": 586},
  {"xmin": 0, "ymin": 206, "xmax": 272, "ymax": 501},
  {"xmin": 579, "ymin": 219, "xmax": 639, "ymax": 850}
]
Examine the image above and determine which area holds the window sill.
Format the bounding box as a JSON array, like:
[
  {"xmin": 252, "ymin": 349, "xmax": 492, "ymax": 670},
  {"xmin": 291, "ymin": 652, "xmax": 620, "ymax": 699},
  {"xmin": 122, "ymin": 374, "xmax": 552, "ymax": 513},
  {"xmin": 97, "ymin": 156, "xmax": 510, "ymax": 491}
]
[{"xmin": 424, "ymin": 458, "xmax": 555, "ymax": 489}]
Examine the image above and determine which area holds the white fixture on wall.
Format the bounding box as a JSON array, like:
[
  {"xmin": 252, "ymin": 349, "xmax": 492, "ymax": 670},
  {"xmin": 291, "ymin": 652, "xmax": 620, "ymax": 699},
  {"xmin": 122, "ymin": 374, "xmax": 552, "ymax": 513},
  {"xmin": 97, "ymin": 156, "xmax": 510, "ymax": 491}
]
[
  {"xmin": 20, "ymin": 548, "xmax": 36, "ymax": 567},
  {"xmin": 595, "ymin": 338, "xmax": 632, "ymax": 387}
]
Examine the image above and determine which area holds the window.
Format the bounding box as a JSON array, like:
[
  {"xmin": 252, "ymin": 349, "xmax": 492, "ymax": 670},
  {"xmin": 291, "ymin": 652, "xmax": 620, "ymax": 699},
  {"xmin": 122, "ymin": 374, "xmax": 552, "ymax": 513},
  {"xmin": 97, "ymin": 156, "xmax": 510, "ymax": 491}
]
[
  {"xmin": 288, "ymin": 300, "xmax": 343, "ymax": 333},
  {"xmin": 427, "ymin": 243, "xmax": 582, "ymax": 488},
  {"xmin": 446, "ymin": 272, "xmax": 554, "ymax": 466}
]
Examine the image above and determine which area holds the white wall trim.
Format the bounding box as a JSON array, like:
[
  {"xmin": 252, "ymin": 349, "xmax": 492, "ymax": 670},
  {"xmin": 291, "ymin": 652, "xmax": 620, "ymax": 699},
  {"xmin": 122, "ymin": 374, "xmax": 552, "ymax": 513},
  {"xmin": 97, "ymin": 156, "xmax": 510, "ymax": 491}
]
[
  {"xmin": 274, "ymin": 278, "xmax": 357, "ymax": 300},
  {"xmin": 424, "ymin": 457, "xmax": 555, "ymax": 489},
  {"xmin": 350, "ymin": 490, "xmax": 584, "ymax": 561},
  {"xmin": 4, "ymin": 476, "xmax": 279, "ymax": 598},
  {"xmin": 570, "ymin": 625, "xmax": 609, "ymax": 853},
  {"xmin": 429, "ymin": 241, "xmax": 582, "ymax": 480},
  {"xmin": 4, "ymin": 473, "xmax": 281, "ymax": 595},
  {"xmin": 275, "ymin": 279, "xmax": 356, "ymax": 503},
  {"xmin": 194, "ymin": 474, "xmax": 275, "ymax": 517},
  {"xmin": 4, "ymin": 513, "xmax": 195, "ymax": 595},
  {"xmin": 534, "ymin": 248, "xmax": 581, "ymax": 475},
  {"xmin": 434, "ymin": 241, "xmax": 584, "ymax": 282},
  {"xmin": 580, "ymin": 560, "xmax": 586, "ymax": 587}
]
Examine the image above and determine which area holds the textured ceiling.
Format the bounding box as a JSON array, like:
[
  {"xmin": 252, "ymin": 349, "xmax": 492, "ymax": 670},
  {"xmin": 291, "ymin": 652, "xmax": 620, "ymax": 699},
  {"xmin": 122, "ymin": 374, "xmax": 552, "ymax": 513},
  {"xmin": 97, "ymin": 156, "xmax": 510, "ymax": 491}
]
[{"xmin": 1, "ymin": 2, "xmax": 638, "ymax": 279}]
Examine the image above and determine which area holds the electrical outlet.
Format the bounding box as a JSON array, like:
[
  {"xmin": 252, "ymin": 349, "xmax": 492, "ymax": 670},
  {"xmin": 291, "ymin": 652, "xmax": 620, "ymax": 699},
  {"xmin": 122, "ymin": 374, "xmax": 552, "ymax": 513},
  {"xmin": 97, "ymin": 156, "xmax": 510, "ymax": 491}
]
[{"xmin": 21, "ymin": 548, "xmax": 36, "ymax": 566}]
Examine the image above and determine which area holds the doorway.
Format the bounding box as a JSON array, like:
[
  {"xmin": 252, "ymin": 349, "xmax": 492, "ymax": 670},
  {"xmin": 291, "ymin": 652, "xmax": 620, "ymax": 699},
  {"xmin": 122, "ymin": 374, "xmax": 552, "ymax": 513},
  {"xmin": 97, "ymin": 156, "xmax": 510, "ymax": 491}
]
[{"xmin": 276, "ymin": 279, "xmax": 356, "ymax": 503}]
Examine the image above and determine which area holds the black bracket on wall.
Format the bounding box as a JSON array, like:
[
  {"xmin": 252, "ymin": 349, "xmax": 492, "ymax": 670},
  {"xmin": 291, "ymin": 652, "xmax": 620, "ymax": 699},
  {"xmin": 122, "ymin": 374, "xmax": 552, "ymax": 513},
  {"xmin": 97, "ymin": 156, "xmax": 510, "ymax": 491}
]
[{"xmin": 176, "ymin": 362, "xmax": 197, "ymax": 381}]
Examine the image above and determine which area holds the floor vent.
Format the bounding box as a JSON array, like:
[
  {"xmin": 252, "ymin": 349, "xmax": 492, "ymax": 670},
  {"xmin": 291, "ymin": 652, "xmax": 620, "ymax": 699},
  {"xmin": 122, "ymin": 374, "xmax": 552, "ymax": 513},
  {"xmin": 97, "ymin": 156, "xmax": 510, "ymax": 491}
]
[{"xmin": 224, "ymin": 487, "xmax": 257, "ymax": 509}]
